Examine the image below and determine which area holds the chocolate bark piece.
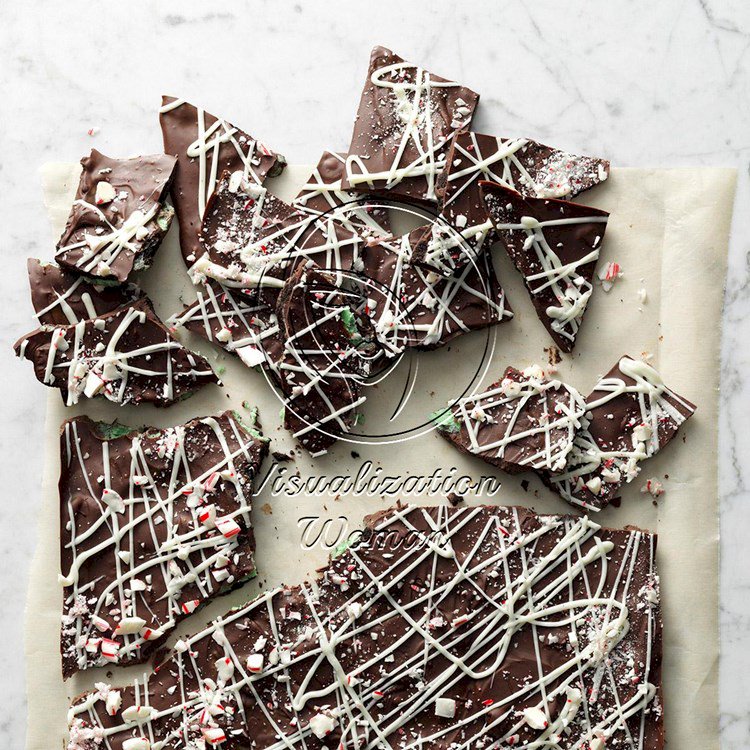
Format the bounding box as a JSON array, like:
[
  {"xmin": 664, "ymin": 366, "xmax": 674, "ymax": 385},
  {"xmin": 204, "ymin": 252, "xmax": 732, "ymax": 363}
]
[
  {"xmin": 189, "ymin": 171, "xmax": 361, "ymax": 290},
  {"xmin": 294, "ymin": 150, "xmax": 391, "ymax": 239},
  {"xmin": 159, "ymin": 95, "xmax": 286, "ymax": 265},
  {"xmin": 275, "ymin": 264, "xmax": 374, "ymax": 456},
  {"xmin": 67, "ymin": 504, "xmax": 663, "ymax": 750},
  {"xmin": 14, "ymin": 297, "xmax": 218, "ymax": 407},
  {"xmin": 412, "ymin": 132, "xmax": 610, "ymax": 274},
  {"xmin": 27, "ymin": 258, "xmax": 145, "ymax": 326},
  {"xmin": 540, "ymin": 355, "xmax": 696, "ymax": 511},
  {"xmin": 436, "ymin": 365, "xmax": 586, "ymax": 473},
  {"xmin": 342, "ymin": 46, "xmax": 479, "ymax": 203},
  {"xmin": 55, "ymin": 149, "xmax": 177, "ymax": 283},
  {"xmin": 169, "ymin": 281, "xmax": 284, "ymax": 382},
  {"xmin": 361, "ymin": 227, "xmax": 512, "ymax": 355},
  {"xmin": 482, "ymin": 181, "xmax": 609, "ymax": 352},
  {"xmin": 59, "ymin": 410, "xmax": 268, "ymax": 678}
]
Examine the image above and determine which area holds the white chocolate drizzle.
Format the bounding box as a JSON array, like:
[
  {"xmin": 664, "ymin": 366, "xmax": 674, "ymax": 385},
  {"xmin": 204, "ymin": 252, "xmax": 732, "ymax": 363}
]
[
  {"xmin": 546, "ymin": 356, "xmax": 696, "ymax": 510},
  {"xmin": 67, "ymin": 504, "xmax": 661, "ymax": 750},
  {"xmin": 444, "ymin": 365, "xmax": 586, "ymax": 472},
  {"xmin": 491, "ymin": 211, "xmax": 608, "ymax": 348},
  {"xmin": 345, "ymin": 54, "xmax": 475, "ymax": 201},
  {"xmin": 60, "ymin": 412, "xmax": 265, "ymax": 673}
]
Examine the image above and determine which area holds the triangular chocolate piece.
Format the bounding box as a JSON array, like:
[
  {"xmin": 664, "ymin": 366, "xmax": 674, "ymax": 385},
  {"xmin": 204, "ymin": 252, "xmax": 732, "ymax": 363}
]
[
  {"xmin": 275, "ymin": 264, "xmax": 374, "ymax": 455},
  {"xmin": 342, "ymin": 46, "xmax": 479, "ymax": 203},
  {"xmin": 294, "ymin": 150, "xmax": 391, "ymax": 239},
  {"xmin": 362, "ymin": 227, "xmax": 512, "ymax": 355},
  {"xmin": 412, "ymin": 132, "xmax": 610, "ymax": 274},
  {"xmin": 170, "ymin": 281, "xmax": 284, "ymax": 382},
  {"xmin": 27, "ymin": 259, "xmax": 144, "ymax": 326},
  {"xmin": 188, "ymin": 171, "xmax": 360, "ymax": 290},
  {"xmin": 482, "ymin": 181, "xmax": 609, "ymax": 352}
]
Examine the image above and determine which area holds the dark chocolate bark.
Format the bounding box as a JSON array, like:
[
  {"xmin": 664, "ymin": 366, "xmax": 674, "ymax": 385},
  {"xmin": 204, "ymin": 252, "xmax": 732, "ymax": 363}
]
[
  {"xmin": 436, "ymin": 365, "xmax": 586, "ymax": 473},
  {"xmin": 275, "ymin": 264, "xmax": 374, "ymax": 455},
  {"xmin": 27, "ymin": 258, "xmax": 144, "ymax": 326},
  {"xmin": 67, "ymin": 504, "xmax": 664, "ymax": 750},
  {"xmin": 412, "ymin": 132, "xmax": 610, "ymax": 274},
  {"xmin": 170, "ymin": 281, "xmax": 284, "ymax": 382},
  {"xmin": 361, "ymin": 227, "xmax": 512, "ymax": 355},
  {"xmin": 59, "ymin": 411, "xmax": 268, "ymax": 677},
  {"xmin": 342, "ymin": 46, "xmax": 479, "ymax": 203},
  {"xmin": 14, "ymin": 297, "xmax": 218, "ymax": 407},
  {"xmin": 540, "ymin": 355, "xmax": 696, "ymax": 511},
  {"xmin": 294, "ymin": 150, "xmax": 391, "ymax": 239},
  {"xmin": 55, "ymin": 149, "xmax": 177, "ymax": 283},
  {"xmin": 159, "ymin": 96, "xmax": 286, "ymax": 265},
  {"xmin": 482, "ymin": 181, "xmax": 609, "ymax": 353},
  {"xmin": 189, "ymin": 171, "xmax": 360, "ymax": 290}
]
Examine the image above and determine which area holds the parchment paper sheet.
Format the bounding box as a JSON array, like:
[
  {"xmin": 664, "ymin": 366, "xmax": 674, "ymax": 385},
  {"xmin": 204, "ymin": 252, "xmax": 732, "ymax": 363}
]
[{"xmin": 26, "ymin": 164, "xmax": 736, "ymax": 749}]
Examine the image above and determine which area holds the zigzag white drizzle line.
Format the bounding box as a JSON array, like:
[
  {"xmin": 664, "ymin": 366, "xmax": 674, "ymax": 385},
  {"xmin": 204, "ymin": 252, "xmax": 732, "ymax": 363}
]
[
  {"xmin": 67, "ymin": 505, "xmax": 660, "ymax": 750},
  {"xmin": 449, "ymin": 367, "xmax": 586, "ymax": 471},
  {"xmin": 159, "ymin": 98, "xmax": 269, "ymax": 220},
  {"xmin": 371, "ymin": 236, "xmax": 510, "ymax": 355},
  {"xmin": 28, "ymin": 305, "xmax": 212, "ymax": 406},
  {"xmin": 548, "ymin": 357, "xmax": 696, "ymax": 508},
  {"xmin": 58, "ymin": 199, "xmax": 160, "ymax": 276},
  {"xmin": 61, "ymin": 414, "xmax": 260, "ymax": 673},
  {"xmin": 346, "ymin": 60, "xmax": 468, "ymax": 200},
  {"xmin": 189, "ymin": 178, "xmax": 360, "ymax": 290},
  {"xmin": 294, "ymin": 152, "xmax": 390, "ymax": 239},
  {"xmin": 493, "ymin": 213, "xmax": 607, "ymax": 346}
]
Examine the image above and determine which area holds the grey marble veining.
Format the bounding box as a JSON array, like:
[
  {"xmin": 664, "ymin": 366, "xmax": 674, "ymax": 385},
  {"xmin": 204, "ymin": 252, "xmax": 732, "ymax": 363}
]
[{"xmin": 1, "ymin": 0, "xmax": 749, "ymax": 746}]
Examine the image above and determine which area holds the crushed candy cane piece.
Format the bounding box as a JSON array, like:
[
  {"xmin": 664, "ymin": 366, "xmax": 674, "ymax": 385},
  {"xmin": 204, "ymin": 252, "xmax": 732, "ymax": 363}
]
[
  {"xmin": 435, "ymin": 697, "xmax": 457, "ymax": 718},
  {"xmin": 121, "ymin": 705, "xmax": 155, "ymax": 722},
  {"xmin": 598, "ymin": 261, "xmax": 622, "ymax": 291},
  {"xmin": 113, "ymin": 616, "xmax": 146, "ymax": 636},
  {"xmin": 523, "ymin": 706, "xmax": 548, "ymax": 730},
  {"xmin": 215, "ymin": 516, "xmax": 241, "ymax": 539},
  {"xmin": 640, "ymin": 477, "xmax": 665, "ymax": 498},
  {"xmin": 309, "ymin": 713, "xmax": 337, "ymax": 739},
  {"xmin": 246, "ymin": 653, "xmax": 264, "ymax": 673}
]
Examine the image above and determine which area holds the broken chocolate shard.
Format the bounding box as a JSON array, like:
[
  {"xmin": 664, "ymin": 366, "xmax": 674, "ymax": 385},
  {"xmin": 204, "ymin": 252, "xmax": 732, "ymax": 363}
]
[
  {"xmin": 540, "ymin": 355, "xmax": 696, "ymax": 511},
  {"xmin": 342, "ymin": 46, "xmax": 479, "ymax": 203},
  {"xmin": 362, "ymin": 227, "xmax": 512, "ymax": 355},
  {"xmin": 188, "ymin": 170, "xmax": 360, "ymax": 290},
  {"xmin": 55, "ymin": 149, "xmax": 177, "ymax": 283},
  {"xmin": 67, "ymin": 504, "xmax": 663, "ymax": 750},
  {"xmin": 412, "ymin": 132, "xmax": 610, "ymax": 274},
  {"xmin": 27, "ymin": 258, "xmax": 145, "ymax": 326},
  {"xmin": 275, "ymin": 264, "xmax": 374, "ymax": 456},
  {"xmin": 294, "ymin": 150, "xmax": 391, "ymax": 239},
  {"xmin": 437, "ymin": 365, "xmax": 586, "ymax": 473},
  {"xmin": 169, "ymin": 280, "xmax": 284, "ymax": 382},
  {"xmin": 14, "ymin": 297, "xmax": 218, "ymax": 407},
  {"xmin": 159, "ymin": 95, "xmax": 286, "ymax": 266},
  {"xmin": 59, "ymin": 410, "xmax": 268, "ymax": 678},
  {"xmin": 482, "ymin": 181, "xmax": 609, "ymax": 352}
]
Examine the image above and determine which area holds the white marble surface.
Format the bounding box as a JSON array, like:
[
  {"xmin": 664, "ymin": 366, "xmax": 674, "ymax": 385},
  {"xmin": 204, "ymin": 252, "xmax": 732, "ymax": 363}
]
[{"xmin": 1, "ymin": 0, "xmax": 749, "ymax": 746}]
